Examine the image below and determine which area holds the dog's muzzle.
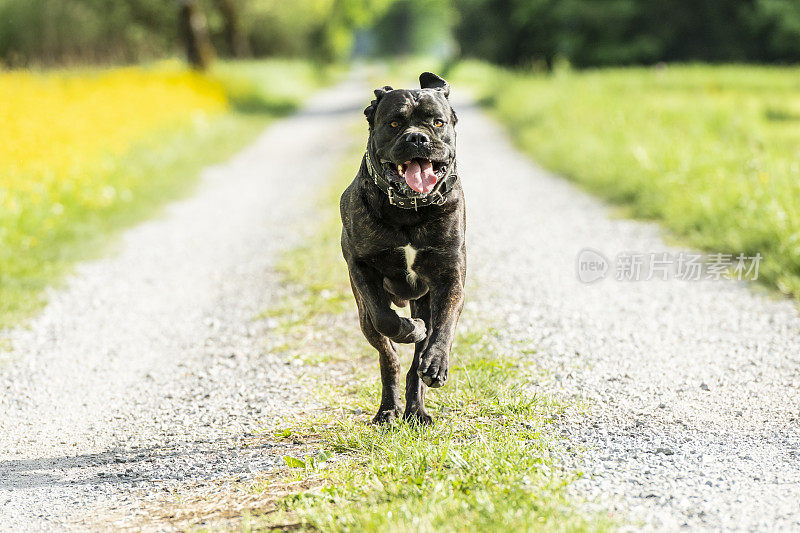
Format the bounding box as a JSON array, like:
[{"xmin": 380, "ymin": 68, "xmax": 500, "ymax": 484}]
[{"xmin": 365, "ymin": 151, "xmax": 456, "ymax": 210}]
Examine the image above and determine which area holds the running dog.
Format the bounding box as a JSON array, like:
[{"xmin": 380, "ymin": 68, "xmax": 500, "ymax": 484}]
[{"xmin": 339, "ymin": 72, "xmax": 465, "ymax": 425}]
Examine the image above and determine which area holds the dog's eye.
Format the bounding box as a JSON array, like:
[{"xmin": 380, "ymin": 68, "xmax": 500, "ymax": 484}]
[
  {"xmin": 389, "ymin": 121, "xmax": 400, "ymax": 128},
  {"xmin": 433, "ymin": 119, "xmax": 445, "ymax": 127}
]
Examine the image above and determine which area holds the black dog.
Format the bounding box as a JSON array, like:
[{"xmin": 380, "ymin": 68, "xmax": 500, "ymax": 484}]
[{"xmin": 340, "ymin": 72, "xmax": 466, "ymax": 425}]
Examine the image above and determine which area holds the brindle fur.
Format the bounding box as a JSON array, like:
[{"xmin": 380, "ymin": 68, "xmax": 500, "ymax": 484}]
[{"xmin": 340, "ymin": 73, "xmax": 466, "ymax": 425}]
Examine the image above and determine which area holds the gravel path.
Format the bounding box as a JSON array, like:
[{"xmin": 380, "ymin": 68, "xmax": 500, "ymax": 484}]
[
  {"xmin": 455, "ymin": 94, "xmax": 800, "ymax": 530},
  {"xmin": 3, "ymin": 76, "xmax": 800, "ymax": 532},
  {"xmin": 0, "ymin": 77, "xmax": 365, "ymax": 531}
]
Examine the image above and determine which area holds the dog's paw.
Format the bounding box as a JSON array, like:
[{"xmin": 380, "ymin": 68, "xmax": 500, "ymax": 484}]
[
  {"xmin": 418, "ymin": 349, "xmax": 448, "ymax": 388},
  {"xmin": 403, "ymin": 406, "xmax": 433, "ymax": 426},
  {"xmin": 391, "ymin": 318, "xmax": 426, "ymax": 344},
  {"xmin": 372, "ymin": 407, "xmax": 402, "ymax": 425}
]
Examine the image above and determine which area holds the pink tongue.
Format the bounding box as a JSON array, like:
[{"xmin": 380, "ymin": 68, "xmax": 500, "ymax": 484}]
[{"xmin": 403, "ymin": 160, "xmax": 438, "ymax": 193}]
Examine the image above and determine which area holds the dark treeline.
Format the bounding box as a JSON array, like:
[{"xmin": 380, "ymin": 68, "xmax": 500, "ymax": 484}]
[
  {"xmin": 455, "ymin": 0, "xmax": 800, "ymax": 68},
  {"xmin": 0, "ymin": 0, "xmax": 178, "ymax": 66},
  {"xmin": 0, "ymin": 0, "xmax": 393, "ymax": 67},
  {"xmin": 2, "ymin": 0, "xmax": 799, "ymax": 68}
]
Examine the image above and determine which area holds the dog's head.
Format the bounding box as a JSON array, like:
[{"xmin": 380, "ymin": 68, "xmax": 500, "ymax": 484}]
[{"xmin": 364, "ymin": 72, "xmax": 457, "ymax": 197}]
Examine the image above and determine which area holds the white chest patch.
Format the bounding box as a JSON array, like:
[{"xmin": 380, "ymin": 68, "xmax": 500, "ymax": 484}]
[{"xmin": 401, "ymin": 245, "xmax": 418, "ymax": 283}]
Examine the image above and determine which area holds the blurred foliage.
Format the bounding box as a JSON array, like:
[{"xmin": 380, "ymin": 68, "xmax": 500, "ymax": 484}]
[
  {"xmin": 368, "ymin": 0, "xmax": 454, "ymax": 57},
  {"xmin": 211, "ymin": 59, "xmax": 336, "ymax": 112},
  {"xmin": 0, "ymin": 0, "xmax": 393, "ymax": 66},
  {"xmin": 454, "ymin": 61, "xmax": 800, "ymax": 297},
  {"xmin": 0, "ymin": 0, "xmax": 177, "ymax": 66},
  {"xmin": 751, "ymin": 0, "xmax": 800, "ymax": 59},
  {"xmin": 3, "ymin": 0, "xmax": 798, "ymax": 67},
  {"xmin": 453, "ymin": 0, "xmax": 559, "ymax": 68},
  {"xmin": 0, "ymin": 60, "xmax": 328, "ymax": 326},
  {"xmin": 453, "ymin": 0, "xmax": 800, "ymax": 67},
  {"xmin": 241, "ymin": 0, "xmax": 389, "ymax": 60}
]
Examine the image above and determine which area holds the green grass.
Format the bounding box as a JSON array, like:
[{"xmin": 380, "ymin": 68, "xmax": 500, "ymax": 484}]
[
  {"xmin": 0, "ymin": 59, "xmax": 331, "ymax": 330},
  {"xmin": 267, "ymin": 332, "xmax": 608, "ymax": 532},
  {"xmin": 244, "ymin": 138, "xmax": 610, "ymax": 532},
  {"xmin": 213, "ymin": 59, "xmax": 336, "ymax": 115},
  {"xmin": 451, "ymin": 61, "xmax": 800, "ymax": 298}
]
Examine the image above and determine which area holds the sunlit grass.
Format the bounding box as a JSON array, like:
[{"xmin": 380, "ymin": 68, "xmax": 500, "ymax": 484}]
[
  {"xmin": 453, "ymin": 61, "xmax": 800, "ymax": 298},
  {"xmin": 212, "ymin": 59, "xmax": 335, "ymax": 115},
  {"xmin": 267, "ymin": 328, "xmax": 606, "ymax": 533},
  {"xmin": 0, "ymin": 59, "xmax": 330, "ymax": 328}
]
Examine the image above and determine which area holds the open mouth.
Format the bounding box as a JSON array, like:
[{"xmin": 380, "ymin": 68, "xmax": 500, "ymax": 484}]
[{"xmin": 381, "ymin": 158, "xmax": 448, "ymax": 195}]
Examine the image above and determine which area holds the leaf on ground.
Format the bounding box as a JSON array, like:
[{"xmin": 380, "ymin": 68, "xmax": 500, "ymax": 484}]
[{"xmin": 283, "ymin": 456, "xmax": 306, "ymax": 469}]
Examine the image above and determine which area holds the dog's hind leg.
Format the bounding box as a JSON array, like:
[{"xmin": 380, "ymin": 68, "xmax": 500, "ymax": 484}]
[
  {"xmin": 350, "ymin": 276, "xmax": 403, "ymax": 425},
  {"xmin": 404, "ymin": 294, "xmax": 433, "ymax": 425}
]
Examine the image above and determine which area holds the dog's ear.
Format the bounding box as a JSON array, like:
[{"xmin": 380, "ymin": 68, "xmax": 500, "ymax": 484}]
[
  {"xmin": 364, "ymin": 85, "xmax": 393, "ymax": 126},
  {"xmin": 419, "ymin": 72, "xmax": 449, "ymax": 98}
]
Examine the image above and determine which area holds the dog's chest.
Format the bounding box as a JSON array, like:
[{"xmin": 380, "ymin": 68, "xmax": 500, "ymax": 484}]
[{"xmin": 399, "ymin": 244, "xmax": 418, "ymax": 283}]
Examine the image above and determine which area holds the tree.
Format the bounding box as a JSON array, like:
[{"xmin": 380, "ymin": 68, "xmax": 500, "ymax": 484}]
[
  {"xmin": 213, "ymin": 0, "xmax": 250, "ymax": 57},
  {"xmin": 179, "ymin": 0, "xmax": 215, "ymax": 69},
  {"xmin": 451, "ymin": 0, "xmax": 800, "ymax": 68},
  {"xmin": 454, "ymin": 0, "xmax": 559, "ymax": 68}
]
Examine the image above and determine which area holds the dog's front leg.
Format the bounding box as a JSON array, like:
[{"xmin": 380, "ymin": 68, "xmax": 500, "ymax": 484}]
[
  {"xmin": 348, "ymin": 260, "xmax": 427, "ymax": 425},
  {"xmin": 349, "ymin": 275, "xmax": 403, "ymax": 424},
  {"xmin": 347, "ymin": 260, "xmax": 427, "ymax": 344},
  {"xmin": 417, "ymin": 270, "xmax": 465, "ymax": 389}
]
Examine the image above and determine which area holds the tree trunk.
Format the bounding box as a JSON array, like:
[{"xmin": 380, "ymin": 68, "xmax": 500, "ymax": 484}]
[
  {"xmin": 178, "ymin": 0, "xmax": 215, "ymax": 70},
  {"xmin": 213, "ymin": 0, "xmax": 250, "ymax": 58}
]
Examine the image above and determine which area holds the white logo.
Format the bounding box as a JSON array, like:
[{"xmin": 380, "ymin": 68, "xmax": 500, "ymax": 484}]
[{"xmin": 576, "ymin": 248, "xmax": 609, "ymax": 283}]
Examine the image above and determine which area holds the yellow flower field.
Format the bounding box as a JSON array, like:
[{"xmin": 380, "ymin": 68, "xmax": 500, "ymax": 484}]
[
  {"xmin": 0, "ymin": 59, "xmax": 325, "ymax": 326},
  {"xmin": 0, "ymin": 64, "xmax": 228, "ymax": 213}
]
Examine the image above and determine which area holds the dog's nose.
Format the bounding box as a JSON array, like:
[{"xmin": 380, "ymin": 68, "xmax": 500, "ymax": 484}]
[{"xmin": 405, "ymin": 132, "xmax": 430, "ymax": 146}]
